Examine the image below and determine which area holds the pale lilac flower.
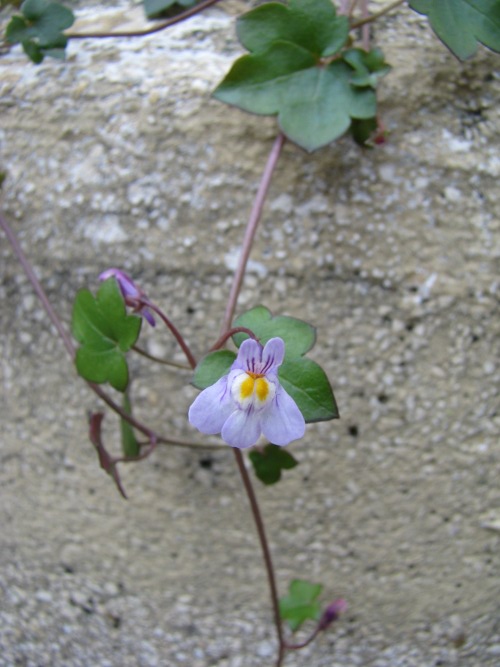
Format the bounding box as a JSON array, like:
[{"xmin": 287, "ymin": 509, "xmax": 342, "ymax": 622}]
[
  {"xmin": 189, "ymin": 337, "xmax": 305, "ymax": 449},
  {"xmin": 99, "ymin": 268, "xmax": 155, "ymax": 326}
]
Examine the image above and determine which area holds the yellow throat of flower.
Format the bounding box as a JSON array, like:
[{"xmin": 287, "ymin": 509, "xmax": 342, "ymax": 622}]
[{"xmin": 240, "ymin": 372, "xmax": 269, "ymax": 402}]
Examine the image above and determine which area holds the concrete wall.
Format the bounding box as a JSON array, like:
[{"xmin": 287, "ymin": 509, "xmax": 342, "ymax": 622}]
[{"xmin": 1, "ymin": 3, "xmax": 499, "ymax": 665}]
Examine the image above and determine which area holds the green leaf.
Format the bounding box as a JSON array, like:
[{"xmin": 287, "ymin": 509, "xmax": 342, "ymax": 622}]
[
  {"xmin": 5, "ymin": 15, "xmax": 35, "ymax": 43},
  {"xmin": 6, "ymin": 0, "xmax": 74, "ymax": 63},
  {"xmin": 343, "ymin": 48, "xmax": 391, "ymax": 88},
  {"xmin": 215, "ymin": 45, "xmax": 376, "ymax": 152},
  {"xmin": 279, "ymin": 357, "xmax": 339, "ymax": 423},
  {"xmin": 279, "ymin": 579, "xmax": 323, "ymax": 632},
  {"xmin": 233, "ymin": 306, "xmax": 316, "ymax": 359},
  {"xmin": 350, "ymin": 116, "xmax": 378, "ymax": 146},
  {"xmin": 249, "ymin": 444, "xmax": 298, "ymax": 485},
  {"xmin": 409, "ymin": 0, "xmax": 500, "ymax": 60},
  {"xmin": 237, "ymin": 0, "xmax": 349, "ymax": 57},
  {"xmin": 213, "ymin": 0, "xmax": 388, "ymax": 151},
  {"xmin": 120, "ymin": 393, "xmax": 140, "ymax": 457},
  {"xmin": 5, "ymin": 2, "xmax": 69, "ymax": 63},
  {"xmin": 192, "ymin": 350, "xmax": 236, "ymax": 389},
  {"xmin": 215, "ymin": 42, "xmax": 317, "ymax": 115},
  {"xmin": 143, "ymin": 0, "xmax": 195, "ymax": 20},
  {"xmin": 72, "ymin": 278, "xmax": 142, "ymax": 392}
]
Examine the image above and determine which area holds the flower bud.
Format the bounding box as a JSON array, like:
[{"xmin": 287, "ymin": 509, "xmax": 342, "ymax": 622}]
[{"xmin": 318, "ymin": 598, "xmax": 347, "ymax": 630}]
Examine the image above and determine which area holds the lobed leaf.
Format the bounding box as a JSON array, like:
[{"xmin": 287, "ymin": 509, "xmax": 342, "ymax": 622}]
[
  {"xmin": 249, "ymin": 444, "xmax": 298, "ymax": 485},
  {"xmin": 233, "ymin": 305, "xmax": 316, "ymax": 359},
  {"xmin": 213, "ymin": 0, "xmax": 389, "ymax": 151},
  {"xmin": 72, "ymin": 279, "xmax": 142, "ymax": 392},
  {"xmin": 409, "ymin": 0, "xmax": 500, "ymax": 60},
  {"xmin": 6, "ymin": 0, "xmax": 74, "ymax": 63},
  {"xmin": 215, "ymin": 46, "xmax": 377, "ymax": 152},
  {"xmin": 279, "ymin": 579, "xmax": 323, "ymax": 632}
]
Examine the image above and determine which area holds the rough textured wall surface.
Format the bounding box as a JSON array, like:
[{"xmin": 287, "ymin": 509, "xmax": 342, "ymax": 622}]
[{"xmin": 1, "ymin": 2, "xmax": 499, "ymax": 666}]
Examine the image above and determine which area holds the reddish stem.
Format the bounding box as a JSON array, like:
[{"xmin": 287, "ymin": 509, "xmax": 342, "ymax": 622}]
[
  {"xmin": 221, "ymin": 135, "xmax": 287, "ymax": 666},
  {"xmin": 209, "ymin": 326, "xmax": 258, "ymax": 352},
  {"xmin": 220, "ymin": 133, "xmax": 286, "ymax": 335},
  {"xmin": 67, "ymin": 0, "xmax": 223, "ymax": 40},
  {"xmin": 233, "ymin": 449, "xmax": 286, "ymax": 666},
  {"xmin": 146, "ymin": 301, "xmax": 197, "ymax": 369}
]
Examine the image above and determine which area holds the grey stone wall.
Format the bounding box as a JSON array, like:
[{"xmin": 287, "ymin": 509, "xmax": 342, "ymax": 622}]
[{"xmin": 1, "ymin": 2, "xmax": 499, "ymax": 665}]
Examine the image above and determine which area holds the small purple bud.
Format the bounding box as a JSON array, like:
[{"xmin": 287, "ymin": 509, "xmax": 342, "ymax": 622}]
[
  {"xmin": 99, "ymin": 268, "xmax": 142, "ymax": 301},
  {"xmin": 318, "ymin": 599, "xmax": 347, "ymax": 631},
  {"xmin": 99, "ymin": 268, "xmax": 156, "ymax": 326}
]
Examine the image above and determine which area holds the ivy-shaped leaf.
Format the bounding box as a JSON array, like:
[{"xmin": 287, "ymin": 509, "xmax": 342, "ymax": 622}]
[
  {"xmin": 233, "ymin": 305, "xmax": 316, "ymax": 359},
  {"xmin": 6, "ymin": 0, "xmax": 74, "ymax": 63},
  {"xmin": 72, "ymin": 278, "xmax": 142, "ymax": 392},
  {"xmin": 249, "ymin": 444, "xmax": 298, "ymax": 485},
  {"xmin": 213, "ymin": 0, "xmax": 389, "ymax": 151},
  {"xmin": 279, "ymin": 579, "xmax": 323, "ymax": 631},
  {"xmin": 409, "ymin": 0, "xmax": 500, "ymax": 60}
]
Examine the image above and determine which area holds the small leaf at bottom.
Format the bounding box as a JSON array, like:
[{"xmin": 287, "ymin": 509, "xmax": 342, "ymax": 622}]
[
  {"xmin": 279, "ymin": 579, "xmax": 323, "ymax": 631},
  {"xmin": 249, "ymin": 444, "xmax": 298, "ymax": 485}
]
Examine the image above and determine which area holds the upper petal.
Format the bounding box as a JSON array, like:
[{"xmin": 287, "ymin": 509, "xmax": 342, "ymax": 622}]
[
  {"xmin": 261, "ymin": 337, "xmax": 285, "ymax": 373},
  {"xmin": 221, "ymin": 408, "xmax": 262, "ymax": 449},
  {"xmin": 261, "ymin": 385, "xmax": 305, "ymax": 446},
  {"xmin": 188, "ymin": 376, "xmax": 233, "ymax": 435},
  {"xmin": 233, "ymin": 338, "xmax": 263, "ymax": 373}
]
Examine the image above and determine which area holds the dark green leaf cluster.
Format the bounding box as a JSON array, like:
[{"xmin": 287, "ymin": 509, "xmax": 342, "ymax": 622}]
[
  {"xmin": 5, "ymin": 0, "xmax": 74, "ymax": 63},
  {"xmin": 72, "ymin": 278, "xmax": 142, "ymax": 392},
  {"xmin": 249, "ymin": 444, "xmax": 298, "ymax": 485},
  {"xmin": 279, "ymin": 579, "xmax": 323, "ymax": 631},
  {"xmin": 410, "ymin": 0, "xmax": 500, "ymax": 60},
  {"xmin": 213, "ymin": 0, "xmax": 389, "ymax": 151}
]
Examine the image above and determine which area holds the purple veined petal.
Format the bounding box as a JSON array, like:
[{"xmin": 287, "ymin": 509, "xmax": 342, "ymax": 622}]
[
  {"xmin": 233, "ymin": 338, "xmax": 263, "ymax": 373},
  {"xmin": 188, "ymin": 376, "xmax": 233, "ymax": 435},
  {"xmin": 261, "ymin": 385, "xmax": 305, "ymax": 446},
  {"xmin": 221, "ymin": 407, "xmax": 262, "ymax": 449},
  {"xmin": 261, "ymin": 337, "xmax": 285, "ymax": 373}
]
